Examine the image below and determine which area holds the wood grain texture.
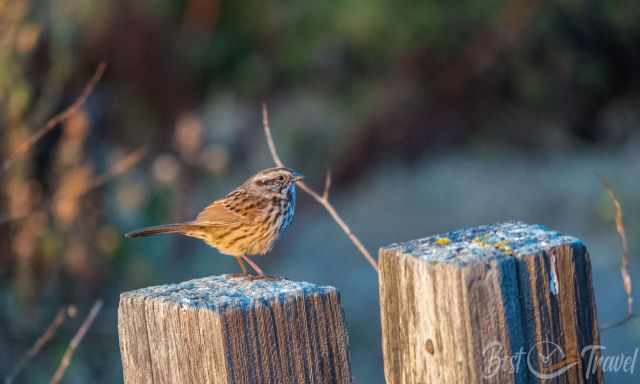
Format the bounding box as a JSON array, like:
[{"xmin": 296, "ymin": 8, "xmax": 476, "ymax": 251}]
[
  {"xmin": 118, "ymin": 276, "xmax": 352, "ymax": 384},
  {"xmin": 379, "ymin": 222, "xmax": 602, "ymax": 384}
]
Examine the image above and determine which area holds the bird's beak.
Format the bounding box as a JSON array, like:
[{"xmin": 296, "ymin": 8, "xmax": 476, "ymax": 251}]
[{"xmin": 292, "ymin": 171, "xmax": 304, "ymax": 181}]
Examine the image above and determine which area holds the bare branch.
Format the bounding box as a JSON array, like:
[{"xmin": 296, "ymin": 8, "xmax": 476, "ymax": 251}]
[
  {"xmin": 601, "ymin": 314, "xmax": 639, "ymax": 332},
  {"xmin": 261, "ymin": 103, "xmax": 378, "ymax": 272},
  {"xmin": 262, "ymin": 102, "xmax": 284, "ymax": 167},
  {"xmin": 322, "ymin": 170, "xmax": 332, "ymax": 201},
  {"xmin": 2, "ymin": 62, "xmax": 107, "ymax": 174},
  {"xmin": 49, "ymin": 300, "xmax": 103, "ymax": 384},
  {"xmin": 81, "ymin": 147, "xmax": 147, "ymax": 194},
  {"xmin": 297, "ymin": 181, "xmax": 378, "ymax": 271},
  {"xmin": 5, "ymin": 308, "xmax": 68, "ymax": 384},
  {"xmin": 0, "ymin": 146, "xmax": 146, "ymax": 226},
  {"xmin": 600, "ymin": 177, "xmax": 635, "ymax": 331}
]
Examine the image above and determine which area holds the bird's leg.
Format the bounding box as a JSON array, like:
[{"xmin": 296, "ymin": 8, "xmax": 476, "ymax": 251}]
[
  {"xmin": 241, "ymin": 254, "xmax": 264, "ymax": 275},
  {"xmin": 236, "ymin": 256, "xmax": 248, "ymax": 275},
  {"xmin": 228, "ymin": 256, "xmax": 251, "ymax": 279},
  {"xmin": 239, "ymin": 255, "xmax": 280, "ymax": 280}
]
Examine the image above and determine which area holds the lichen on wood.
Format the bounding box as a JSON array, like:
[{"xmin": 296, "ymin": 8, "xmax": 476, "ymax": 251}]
[
  {"xmin": 118, "ymin": 275, "xmax": 352, "ymax": 384},
  {"xmin": 379, "ymin": 222, "xmax": 602, "ymax": 384}
]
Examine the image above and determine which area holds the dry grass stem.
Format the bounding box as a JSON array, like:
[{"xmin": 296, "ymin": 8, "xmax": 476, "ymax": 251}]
[
  {"xmin": 600, "ymin": 177, "xmax": 635, "ymax": 331},
  {"xmin": 49, "ymin": 300, "xmax": 103, "ymax": 384},
  {"xmin": 1, "ymin": 62, "xmax": 107, "ymax": 174},
  {"xmin": 5, "ymin": 308, "xmax": 68, "ymax": 384},
  {"xmin": 261, "ymin": 102, "xmax": 378, "ymax": 272}
]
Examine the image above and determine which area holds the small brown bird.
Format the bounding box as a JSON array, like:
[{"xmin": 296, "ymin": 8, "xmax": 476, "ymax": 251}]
[{"xmin": 126, "ymin": 167, "xmax": 303, "ymax": 276}]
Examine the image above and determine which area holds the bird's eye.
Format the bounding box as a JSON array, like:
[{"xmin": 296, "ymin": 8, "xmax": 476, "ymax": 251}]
[{"xmin": 277, "ymin": 175, "xmax": 285, "ymax": 182}]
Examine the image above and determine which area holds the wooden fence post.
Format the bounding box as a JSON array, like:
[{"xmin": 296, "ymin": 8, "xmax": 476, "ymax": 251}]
[
  {"xmin": 118, "ymin": 275, "xmax": 352, "ymax": 384},
  {"xmin": 379, "ymin": 222, "xmax": 602, "ymax": 384}
]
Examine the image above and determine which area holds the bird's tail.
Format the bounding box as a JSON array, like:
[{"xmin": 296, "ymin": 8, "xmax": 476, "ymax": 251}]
[{"xmin": 125, "ymin": 223, "xmax": 195, "ymax": 238}]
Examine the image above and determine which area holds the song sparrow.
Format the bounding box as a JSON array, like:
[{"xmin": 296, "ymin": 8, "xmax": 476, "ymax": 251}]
[{"xmin": 125, "ymin": 167, "xmax": 303, "ymax": 276}]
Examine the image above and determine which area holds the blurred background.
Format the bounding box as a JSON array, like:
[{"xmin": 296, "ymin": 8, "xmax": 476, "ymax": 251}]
[{"xmin": 1, "ymin": 0, "xmax": 639, "ymax": 382}]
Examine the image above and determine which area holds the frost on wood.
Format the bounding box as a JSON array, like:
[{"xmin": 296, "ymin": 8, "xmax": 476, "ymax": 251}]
[
  {"xmin": 118, "ymin": 275, "xmax": 352, "ymax": 384},
  {"xmin": 384, "ymin": 222, "xmax": 583, "ymax": 265},
  {"xmin": 379, "ymin": 222, "xmax": 602, "ymax": 384}
]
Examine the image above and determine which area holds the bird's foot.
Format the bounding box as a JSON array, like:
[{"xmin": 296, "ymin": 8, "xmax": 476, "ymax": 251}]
[
  {"xmin": 249, "ymin": 273, "xmax": 282, "ymax": 281},
  {"xmin": 227, "ymin": 273, "xmax": 251, "ymax": 279},
  {"xmin": 227, "ymin": 273, "xmax": 282, "ymax": 281}
]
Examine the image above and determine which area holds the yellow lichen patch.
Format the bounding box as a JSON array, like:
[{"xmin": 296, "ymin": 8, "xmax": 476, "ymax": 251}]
[
  {"xmin": 472, "ymin": 237, "xmax": 490, "ymax": 248},
  {"xmin": 494, "ymin": 240, "xmax": 513, "ymax": 255},
  {"xmin": 435, "ymin": 237, "xmax": 451, "ymax": 246}
]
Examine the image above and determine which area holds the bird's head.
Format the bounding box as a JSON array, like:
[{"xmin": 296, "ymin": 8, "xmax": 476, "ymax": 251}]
[{"xmin": 245, "ymin": 167, "xmax": 304, "ymax": 197}]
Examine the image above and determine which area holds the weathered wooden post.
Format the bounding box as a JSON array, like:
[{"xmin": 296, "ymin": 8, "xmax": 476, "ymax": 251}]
[
  {"xmin": 118, "ymin": 275, "xmax": 352, "ymax": 384},
  {"xmin": 379, "ymin": 222, "xmax": 602, "ymax": 384}
]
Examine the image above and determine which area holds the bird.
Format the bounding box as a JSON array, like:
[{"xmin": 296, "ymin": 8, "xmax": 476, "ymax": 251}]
[{"xmin": 125, "ymin": 167, "xmax": 303, "ymax": 277}]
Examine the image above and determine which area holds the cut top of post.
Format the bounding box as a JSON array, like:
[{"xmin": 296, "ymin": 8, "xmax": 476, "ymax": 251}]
[
  {"xmin": 120, "ymin": 275, "xmax": 336, "ymax": 313},
  {"xmin": 382, "ymin": 222, "xmax": 584, "ymax": 265}
]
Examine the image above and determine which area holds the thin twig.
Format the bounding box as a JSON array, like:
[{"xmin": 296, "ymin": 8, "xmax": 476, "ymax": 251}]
[
  {"xmin": 297, "ymin": 181, "xmax": 379, "ymax": 271},
  {"xmin": 262, "ymin": 104, "xmax": 284, "ymax": 167},
  {"xmin": 0, "ymin": 146, "xmax": 146, "ymax": 225},
  {"xmin": 1, "ymin": 62, "xmax": 107, "ymax": 174},
  {"xmin": 81, "ymin": 147, "xmax": 147, "ymax": 194},
  {"xmin": 322, "ymin": 171, "xmax": 332, "ymax": 201},
  {"xmin": 261, "ymin": 102, "xmax": 378, "ymax": 271},
  {"xmin": 5, "ymin": 308, "xmax": 68, "ymax": 384},
  {"xmin": 600, "ymin": 177, "xmax": 635, "ymax": 331},
  {"xmin": 49, "ymin": 300, "xmax": 103, "ymax": 384},
  {"xmin": 601, "ymin": 314, "xmax": 639, "ymax": 332},
  {"xmin": 604, "ymin": 177, "xmax": 633, "ymax": 314}
]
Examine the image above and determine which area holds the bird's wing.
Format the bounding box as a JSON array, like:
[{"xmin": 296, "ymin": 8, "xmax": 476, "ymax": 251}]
[{"xmin": 194, "ymin": 190, "xmax": 262, "ymax": 225}]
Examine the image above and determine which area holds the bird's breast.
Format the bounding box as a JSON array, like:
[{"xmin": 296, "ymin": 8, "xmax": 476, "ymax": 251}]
[{"xmin": 278, "ymin": 187, "xmax": 296, "ymax": 234}]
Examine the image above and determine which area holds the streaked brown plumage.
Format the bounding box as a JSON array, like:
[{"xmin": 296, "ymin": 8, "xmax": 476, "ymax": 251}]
[{"xmin": 125, "ymin": 167, "xmax": 303, "ymax": 276}]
